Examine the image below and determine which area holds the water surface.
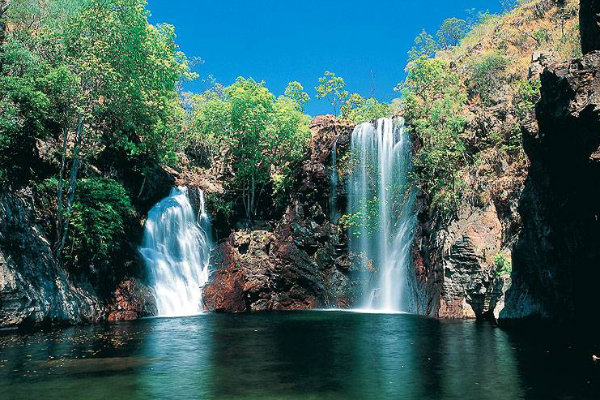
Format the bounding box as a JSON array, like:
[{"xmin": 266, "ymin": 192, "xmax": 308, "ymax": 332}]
[{"xmin": 1, "ymin": 312, "xmax": 598, "ymax": 399}]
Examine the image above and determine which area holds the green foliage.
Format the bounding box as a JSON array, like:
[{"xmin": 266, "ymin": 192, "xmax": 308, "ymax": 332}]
[
  {"xmin": 1, "ymin": 0, "xmax": 193, "ymax": 270},
  {"xmin": 0, "ymin": 0, "xmax": 192, "ymax": 188},
  {"xmin": 339, "ymin": 196, "xmax": 380, "ymax": 238},
  {"xmin": 188, "ymin": 86, "xmax": 230, "ymax": 162},
  {"xmin": 533, "ymin": 28, "xmax": 551, "ymax": 44},
  {"xmin": 37, "ymin": 177, "xmax": 135, "ymax": 270},
  {"xmin": 468, "ymin": 52, "xmax": 509, "ymax": 106},
  {"xmin": 315, "ymin": 71, "xmax": 348, "ymax": 116},
  {"xmin": 408, "ymin": 30, "xmax": 438, "ymax": 62},
  {"xmin": 399, "ymin": 57, "xmax": 468, "ymax": 221},
  {"xmin": 61, "ymin": 0, "xmax": 193, "ymax": 166},
  {"xmin": 514, "ymin": 78, "xmax": 541, "ymax": 121},
  {"xmin": 283, "ymin": 81, "xmax": 310, "ymax": 111},
  {"xmin": 436, "ymin": 18, "xmax": 468, "ymax": 49},
  {"xmin": 68, "ymin": 178, "xmax": 135, "ymax": 268},
  {"xmin": 340, "ymin": 93, "xmax": 392, "ymax": 124},
  {"xmin": 494, "ymin": 253, "xmax": 512, "ymax": 277},
  {"xmin": 190, "ymin": 77, "xmax": 311, "ymax": 218}
]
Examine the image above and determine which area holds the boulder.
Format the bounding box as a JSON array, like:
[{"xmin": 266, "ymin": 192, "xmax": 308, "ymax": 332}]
[{"xmin": 107, "ymin": 278, "xmax": 157, "ymax": 322}]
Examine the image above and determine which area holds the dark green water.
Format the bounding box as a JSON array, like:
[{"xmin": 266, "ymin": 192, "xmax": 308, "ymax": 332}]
[{"xmin": 0, "ymin": 311, "xmax": 599, "ymax": 399}]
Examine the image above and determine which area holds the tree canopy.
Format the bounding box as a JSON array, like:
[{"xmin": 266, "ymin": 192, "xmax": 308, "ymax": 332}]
[{"xmin": 190, "ymin": 78, "xmax": 311, "ymax": 219}]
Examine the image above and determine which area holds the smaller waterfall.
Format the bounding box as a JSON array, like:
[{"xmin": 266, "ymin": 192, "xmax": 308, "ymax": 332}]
[{"xmin": 140, "ymin": 187, "xmax": 212, "ymax": 317}]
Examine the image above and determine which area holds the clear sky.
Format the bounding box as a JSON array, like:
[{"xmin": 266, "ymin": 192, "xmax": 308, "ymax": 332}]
[{"xmin": 147, "ymin": 0, "xmax": 503, "ymax": 117}]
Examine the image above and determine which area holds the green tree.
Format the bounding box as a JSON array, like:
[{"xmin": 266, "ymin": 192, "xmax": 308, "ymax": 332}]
[
  {"xmin": 283, "ymin": 81, "xmax": 309, "ymax": 111},
  {"xmin": 191, "ymin": 77, "xmax": 311, "ymax": 219},
  {"xmin": 436, "ymin": 18, "xmax": 468, "ymax": 49},
  {"xmin": 315, "ymin": 71, "xmax": 348, "ymax": 115},
  {"xmin": 408, "ymin": 30, "xmax": 438, "ymax": 62},
  {"xmin": 1, "ymin": 0, "xmax": 192, "ymax": 267},
  {"xmin": 340, "ymin": 93, "xmax": 392, "ymax": 124},
  {"xmin": 469, "ymin": 52, "xmax": 508, "ymax": 106},
  {"xmin": 399, "ymin": 56, "xmax": 468, "ymax": 220}
]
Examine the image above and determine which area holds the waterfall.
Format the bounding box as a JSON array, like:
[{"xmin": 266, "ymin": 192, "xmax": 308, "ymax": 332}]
[
  {"xmin": 347, "ymin": 117, "xmax": 417, "ymax": 312},
  {"xmin": 139, "ymin": 187, "xmax": 212, "ymax": 317}
]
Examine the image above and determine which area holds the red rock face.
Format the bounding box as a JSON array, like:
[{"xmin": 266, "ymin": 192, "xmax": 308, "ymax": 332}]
[
  {"xmin": 202, "ymin": 227, "xmax": 324, "ymax": 313},
  {"xmin": 203, "ymin": 269, "xmax": 247, "ymax": 313},
  {"xmin": 107, "ymin": 279, "xmax": 157, "ymax": 322},
  {"xmin": 203, "ymin": 116, "xmax": 361, "ymax": 313}
]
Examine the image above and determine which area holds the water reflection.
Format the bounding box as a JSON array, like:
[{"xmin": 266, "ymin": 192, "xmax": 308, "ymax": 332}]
[{"xmin": 0, "ymin": 312, "xmax": 598, "ymax": 399}]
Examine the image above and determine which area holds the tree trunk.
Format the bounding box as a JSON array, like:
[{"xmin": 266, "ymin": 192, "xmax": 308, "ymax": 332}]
[
  {"xmin": 55, "ymin": 127, "xmax": 68, "ymax": 259},
  {"xmin": 55, "ymin": 115, "xmax": 84, "ymax": 265},
  {"xmin": 250, "ymin": 174, "xmax": 256, "ymax": 220},
  {"xmin": 580, "ymin": 0, "xmax": 600, "ymax": 54}
]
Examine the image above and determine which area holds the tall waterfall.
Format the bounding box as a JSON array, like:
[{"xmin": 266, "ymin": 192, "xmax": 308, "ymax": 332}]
[
  {"xmin": 347, "ymin": 117, "xmax": 417, "ymax": 312},
  {"xmin": 139, "ymin": 187, "xmax": 212, "ymax": 317}
]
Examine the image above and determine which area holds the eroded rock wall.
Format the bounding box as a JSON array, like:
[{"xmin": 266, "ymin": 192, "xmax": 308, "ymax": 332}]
[
  {"xmin": 414, "ymin": 200, "xmax": 514, "ymax": 320},
  {"xmin": 0, "ymin": 190, "xmax": 105, "ymax": 328},
  {"xmin": 203, "ymin": 116, "xmax": 360, "ymax": 312},
  {"xmin": 502, "ymin": 51, "xmax": 600, "ymax": 321}
]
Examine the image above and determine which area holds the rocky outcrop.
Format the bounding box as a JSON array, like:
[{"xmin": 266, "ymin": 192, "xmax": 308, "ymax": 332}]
[
  {"xmin": 415, "ymin": 201, "xmax": 513, "ymax": 320},
  {"xmin": 107, "ymin": 278, "xmax": 157, "ymax": 322},
  {"xmin": 0, "ymin": 190, "xmax": 105, "ymax": 328},
  {"xmin": 580, "ymin": 0, "xmax": 600, "ymax": 54},
  {"xmin": 502, "ymin": 51, "xmax": 600, "ymax": 321},
  {"xmin": 203, "ymin": 116, "xmax": 360, "ymax": 313},
  {"xmin": 204, "ymin": 202, "xmax": 359, "ymax": 313}
]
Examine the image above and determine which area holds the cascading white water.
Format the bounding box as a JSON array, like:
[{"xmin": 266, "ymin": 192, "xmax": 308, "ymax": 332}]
[
  {"xmin": 347, "ymin": 117, "xmax": 417, "ymax": 312},
  {"xmin": 139, "ymin": 187, "xmax": 212, "ymax": 317}
]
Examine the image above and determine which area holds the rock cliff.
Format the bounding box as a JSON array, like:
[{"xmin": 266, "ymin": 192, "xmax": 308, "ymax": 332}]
[
  {"xmin": 502, "ymin": 50, "xmax": 600, "ymax": 321},
  {"xmin": 203, "ymin": 116, "xmax": 360, "ymax": 312},
  {"xmin": 0, "ymin": 190, "xmax": 105, "ymax": 328}
]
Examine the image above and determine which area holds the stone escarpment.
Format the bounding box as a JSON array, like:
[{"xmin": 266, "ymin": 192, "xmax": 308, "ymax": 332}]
[
  {"xmin": 203, "ymin": 116, "xmax": 360, "ymax": 312},
  {"xmin": 412, "ymin": 93, "xmax": 526, "ymax": 320},
  {"xmin": 0, "ymin": 169, "xmax": 166, "ymax": 328},
  {"xmin": 502, "ymin": 50, "xmax": 600, "ymax": 321},
  {"xmin": 415, "ymin": 8, "xmax": 600, "ymax": 323},
  {"xmin": 0, "ymin": 190, "xmax": 105, "ymax": 328},
  {"xmin": 414, "ymin": 203, "xmax": 513, "ymax": 320},
  {"xmin": 580, "ymin": 0, "xmax": 600, "ymax": 54}
]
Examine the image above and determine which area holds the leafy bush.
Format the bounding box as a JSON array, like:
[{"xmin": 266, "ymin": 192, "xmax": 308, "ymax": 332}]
[
  {"xmin": 190, "ymin": 78, "xmax": 311, "ymax": 219},
  {"xmin": 494, "ymin": 253, "xmax": 512, "ymax": 277},
  {"xmin": 468, "ymin": 52, "xmax": 509, "ymax": 106},
  {"xmin": 339, "ymin": 196, "xmax": 381, "ymax": 238},
  {"xmin": 399, "ymin": 57, "xmax": 468, "ymax": 221},
  {"xmin": 514, "ymin": 78, "xmax": 541, "ymax": 121},
  {"xmin": 66, "ymin": 178, "xmax": 136, "ymax": 271},
  {"xmin": 533, "ymin": 28, "xmax": 551, "ymax": 44},
  {"xmin": 36, "ymin": 176, "xmax": 135, "ymax": 276},
  {"xmin": 341, "ymin": 94, "xmax": 392, "ymax": 124}
]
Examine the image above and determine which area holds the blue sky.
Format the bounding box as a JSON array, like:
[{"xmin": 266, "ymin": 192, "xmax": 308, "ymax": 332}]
[{"xmin": 147, "ymin": 0, "xmax": 503, "ymax": 116}]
